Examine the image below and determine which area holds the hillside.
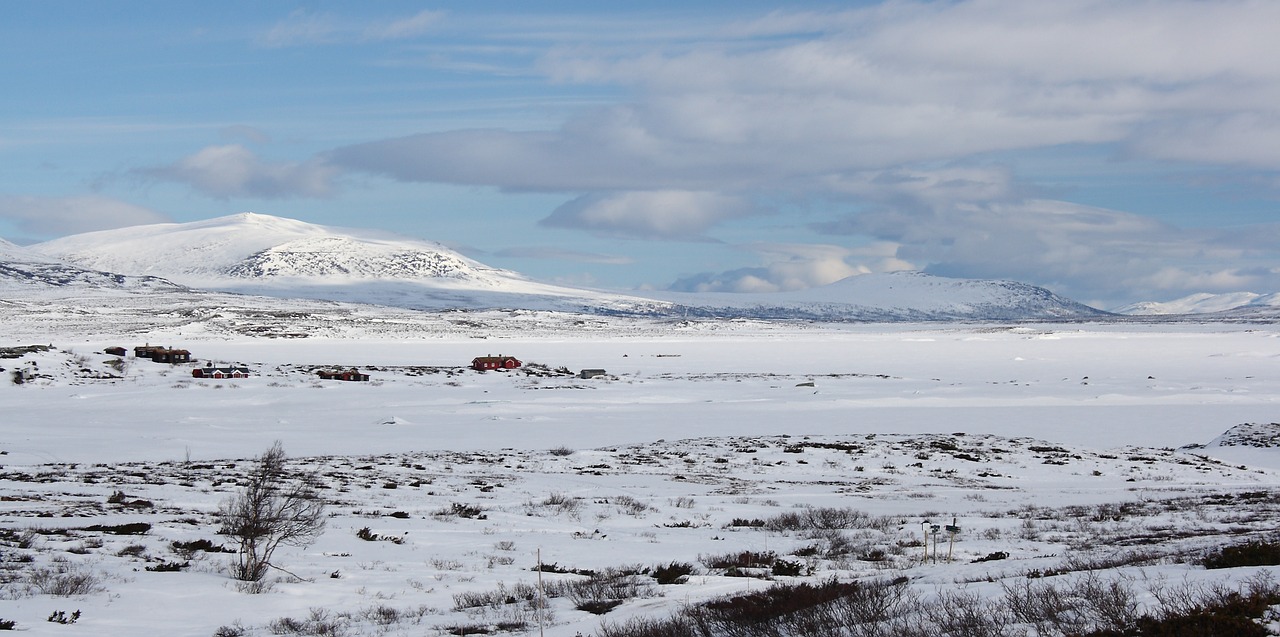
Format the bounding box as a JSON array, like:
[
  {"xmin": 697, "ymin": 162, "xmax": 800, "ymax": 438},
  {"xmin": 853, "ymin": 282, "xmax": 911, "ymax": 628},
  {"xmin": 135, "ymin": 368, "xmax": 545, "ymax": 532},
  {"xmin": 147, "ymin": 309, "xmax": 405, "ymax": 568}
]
[{"xmin": 0, "ymin": 237, "xmax": 185, "ymax": 298}]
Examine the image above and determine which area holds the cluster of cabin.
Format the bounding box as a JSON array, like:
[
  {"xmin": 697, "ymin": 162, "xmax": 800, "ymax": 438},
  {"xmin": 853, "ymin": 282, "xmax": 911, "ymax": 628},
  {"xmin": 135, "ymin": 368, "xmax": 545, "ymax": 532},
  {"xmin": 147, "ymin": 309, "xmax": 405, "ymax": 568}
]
[
  {"xmin": 122, "ymin": 345, "xmax": 191, "ymax": 364},
  {"xmin": 100, "ymin": 345, "xmax": 604, "ymax": 383}
]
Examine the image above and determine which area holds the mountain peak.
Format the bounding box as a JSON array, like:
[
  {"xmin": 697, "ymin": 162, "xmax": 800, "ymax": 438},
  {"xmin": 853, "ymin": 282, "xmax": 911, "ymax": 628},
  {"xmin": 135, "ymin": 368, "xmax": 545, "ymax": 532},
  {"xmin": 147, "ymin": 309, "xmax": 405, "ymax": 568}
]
[{"xmin": 32, "ymin": 213, "xmax": 481, "ymax": 283}]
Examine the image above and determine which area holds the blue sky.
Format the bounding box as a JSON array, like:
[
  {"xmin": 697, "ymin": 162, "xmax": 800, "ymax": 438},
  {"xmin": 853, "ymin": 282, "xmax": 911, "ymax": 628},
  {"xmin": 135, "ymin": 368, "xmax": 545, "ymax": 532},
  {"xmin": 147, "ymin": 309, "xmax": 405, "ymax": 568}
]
[{"xmin": 3, "ymin": 1, "xmax": 1280, "ymax": 308}]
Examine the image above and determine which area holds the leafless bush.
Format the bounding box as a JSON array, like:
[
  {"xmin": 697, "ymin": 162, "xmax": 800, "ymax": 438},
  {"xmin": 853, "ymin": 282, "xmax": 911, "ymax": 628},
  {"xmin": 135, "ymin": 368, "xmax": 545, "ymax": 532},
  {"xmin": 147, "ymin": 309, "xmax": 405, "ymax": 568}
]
[
  {"xmin": 26, "ymin": 560, "xmax": 105, "ymax": 597},
  {"xmin": 268, "ymin": 607, "xmax": 349, "ymax": 636},
  {"xmin": 218, "ymin": 441, "xmax": 326, "ymax": 584},
  {"xmin": 597, "ymin": 614, "xmax": 697, "ymax": 637},
  {"xmin": 452, "ymin": 582, "xmax": 541, "ymax": 611},
  {"xmin": 1002, "ymin": 572, "xmax": 1137, "ymax": 635},
  {"xmin": 552, "ymin": 567, "xmax": 661, "ymax": 614},
  {"xmin": 451, "ymin": 580, "xmax": 552, "ymax": 628},
  {"xmin": 764, "ymin": 507, "xmax": 893, "ymax": 533},
  {"xmin": 1060, "ymin": 547, "xmax": 1167, "ymax": 572},
  {"xmin": 613, "ymin": 495, "xmax": 656, "ymax": 516},
  {"xmin": 528, "ymin": 492, "xmax": 583, "ymax": 519},
  {"xmin": 921, "ymin": 588, "xmax": 1015, "ymax": 637}
]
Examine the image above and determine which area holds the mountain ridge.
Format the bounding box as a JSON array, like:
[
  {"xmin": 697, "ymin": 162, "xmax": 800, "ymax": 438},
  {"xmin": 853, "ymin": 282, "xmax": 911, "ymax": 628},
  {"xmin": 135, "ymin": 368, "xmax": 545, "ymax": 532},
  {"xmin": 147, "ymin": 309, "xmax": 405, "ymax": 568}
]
[{"xmin": 25, "ymin": 212, "xmax": 1108, "ymax": 321}]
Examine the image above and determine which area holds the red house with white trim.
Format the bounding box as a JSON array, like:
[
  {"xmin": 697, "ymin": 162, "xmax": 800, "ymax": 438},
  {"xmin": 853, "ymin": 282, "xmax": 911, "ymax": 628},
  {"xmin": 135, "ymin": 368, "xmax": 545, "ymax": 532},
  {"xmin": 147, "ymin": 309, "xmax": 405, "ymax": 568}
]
[
  {"xmin": 192, "ymin": 365, "xmax": 250, "ymax": 379},
  {"xmin": 471, "ymin": 355, "xmax": 521, "ymax": 371}
]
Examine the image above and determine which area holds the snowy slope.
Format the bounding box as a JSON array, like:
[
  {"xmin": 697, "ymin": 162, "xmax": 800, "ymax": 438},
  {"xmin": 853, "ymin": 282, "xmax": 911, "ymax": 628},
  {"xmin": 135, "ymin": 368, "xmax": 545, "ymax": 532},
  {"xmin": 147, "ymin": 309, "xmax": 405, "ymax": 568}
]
[{"xmin": 0, "ymin": 236, "xmax": 184, "ymax": 296}]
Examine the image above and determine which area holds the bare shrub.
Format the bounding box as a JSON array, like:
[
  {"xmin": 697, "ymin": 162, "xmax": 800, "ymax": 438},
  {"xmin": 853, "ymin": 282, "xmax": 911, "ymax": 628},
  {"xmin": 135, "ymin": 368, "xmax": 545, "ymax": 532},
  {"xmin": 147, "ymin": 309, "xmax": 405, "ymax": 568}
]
[
  {"xmin": 530, "ymin": 493, "xmax": 583, "ymax": 518},
  {"xmin": 921, "ymin": 588, "xmax": 1012, "ymax": 637},
  {"xmin": 1003, "ymin": 575, "xmax": 1113, "ymax": 635},
  {"xmin": 1201, "ymin": 538, "xmax": 1280, "ymax": 569},
  {"xmin": 26, "ymin": 560, "xmax": 105, "ymax": 597},
  {"xmin": 450, "ymin": 581, "xmax": 551, "ymax": 629},
  {"xmin": 597, "ymin": 614, "xmax": 696, "ymax": 637},
  {"xmin": 686, "ymin": 578, "xmax": 911, "ymax": 637},
  {"xmin": 613, "ymin": 495, "xmax": 656, "ymax": 516},
  {"xmin": 268, "ymin": 607, "xmax": 349, "ymax": 636},
  {"xmin": 218, "ymin": 441, "xmax": 326, "ymax": 584},
  {"xmin": 452, "ymin": 582, "xmax": 541, "ymax": 611},
  {"xmin": 652, "ymin": 562, "xmax": 695, "ymax": 585},
  {"xmin": 556, "ymin": 567, "xmax": 661, "ymax": 614},
  {"xmin": 764, "ymin": 507, "xmax": 893, "ymax": 533}
]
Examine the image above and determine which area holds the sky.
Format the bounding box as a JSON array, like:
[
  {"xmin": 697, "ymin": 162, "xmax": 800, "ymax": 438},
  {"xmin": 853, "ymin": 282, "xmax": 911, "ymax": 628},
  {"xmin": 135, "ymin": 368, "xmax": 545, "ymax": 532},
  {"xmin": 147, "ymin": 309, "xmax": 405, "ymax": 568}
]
[{"xmin": 2, "ymin": 1, "xmax": 1280, "ymax": 309}]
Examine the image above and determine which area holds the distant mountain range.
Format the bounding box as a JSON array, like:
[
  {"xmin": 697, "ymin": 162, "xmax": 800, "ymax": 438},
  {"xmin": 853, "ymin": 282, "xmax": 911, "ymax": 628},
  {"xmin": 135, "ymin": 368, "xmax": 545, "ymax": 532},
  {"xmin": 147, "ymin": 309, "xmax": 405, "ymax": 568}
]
[
  {"xmin": 1113, "ymin": 292, "xmax": 1280, "ymax": 316},
  {"xmin": 0, "ymin": 211, "xmax": 1201, "ymax": 323}
]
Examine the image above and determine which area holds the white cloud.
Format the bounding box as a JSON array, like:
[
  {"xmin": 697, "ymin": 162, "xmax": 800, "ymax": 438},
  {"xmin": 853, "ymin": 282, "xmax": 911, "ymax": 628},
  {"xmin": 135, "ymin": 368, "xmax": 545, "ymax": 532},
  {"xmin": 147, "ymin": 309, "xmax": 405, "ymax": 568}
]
[
  {"xmin": 312, "ymin": 2, "xmax": 1280, "ymax": 301},
  {"xmin": 143, "ymin": 145, "xmax": 339, "ymax": 199},
  {"xmin": 493, "ymin": 246, "xmax": 633, "ymax": 265},
  {"xmin": 668, "ymin": 242, "xmax": 909, "ymax": 293},
  {"xmin": 335, "ymin": 1, "xmax": 1280, "ymax": 193},
  {"xmin": 541, "ymin": 191, "xmax": 757, "ymax": 240},
  {"xmin": 0, "ymin": 195, "xmax": 169, "ymax": 236},
  {"xmin": 821, "ymin": 195, "xmax": 1280, "ymax": 306},
  {"xmin": 259, "ymin": 9, "xmax": 445, "ymax": 48},
  {"xmin": 258, "ymin": 10, "xmax": 339, "ymax": 48},
  {"xmin": 363, "ymin": 10, "xmax": 446, "ymax": 41}
]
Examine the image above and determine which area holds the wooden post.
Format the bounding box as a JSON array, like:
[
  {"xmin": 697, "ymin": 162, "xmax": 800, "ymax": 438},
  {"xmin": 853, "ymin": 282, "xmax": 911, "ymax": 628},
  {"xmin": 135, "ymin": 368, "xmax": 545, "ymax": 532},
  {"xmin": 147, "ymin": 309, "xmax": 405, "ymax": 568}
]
[
  {"xmin": 921, "ymin": 522, "xmax": 930, "ymax": 564},
  {"xmin": 536, "ymin": 548, "xmax": 545, "ymax": 637},
  {"xmin": 947, "ymin": 517, "xmax": 957, "ymax": 563},
  {"xmin": 931, "ymin": 525, "xmax": 939, "ymax": 564}
]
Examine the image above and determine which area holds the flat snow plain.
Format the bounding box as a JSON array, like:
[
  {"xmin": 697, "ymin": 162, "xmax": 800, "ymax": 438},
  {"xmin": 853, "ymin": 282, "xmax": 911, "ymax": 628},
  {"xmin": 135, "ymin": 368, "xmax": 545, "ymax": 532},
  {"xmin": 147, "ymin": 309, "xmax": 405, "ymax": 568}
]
[{"xmin": 3, "ymin": 320, "xmax": 1280, "ymax": 636}]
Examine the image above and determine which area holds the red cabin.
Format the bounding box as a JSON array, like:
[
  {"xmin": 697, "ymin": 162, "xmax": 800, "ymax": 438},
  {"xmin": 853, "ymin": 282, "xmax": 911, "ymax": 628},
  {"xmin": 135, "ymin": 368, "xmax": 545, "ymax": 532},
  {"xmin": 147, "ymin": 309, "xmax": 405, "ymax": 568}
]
[{"xmin": 471, "ymin": 355, "xmax": 521, "ymax": 371}]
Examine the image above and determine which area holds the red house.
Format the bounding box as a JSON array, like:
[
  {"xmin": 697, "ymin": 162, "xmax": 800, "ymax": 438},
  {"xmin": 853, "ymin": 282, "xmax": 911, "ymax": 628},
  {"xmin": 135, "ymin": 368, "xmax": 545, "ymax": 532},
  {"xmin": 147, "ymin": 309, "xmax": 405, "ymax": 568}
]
[{"xmin": 471, "ymin": 355, "xmax": 521, "ymax": 371}]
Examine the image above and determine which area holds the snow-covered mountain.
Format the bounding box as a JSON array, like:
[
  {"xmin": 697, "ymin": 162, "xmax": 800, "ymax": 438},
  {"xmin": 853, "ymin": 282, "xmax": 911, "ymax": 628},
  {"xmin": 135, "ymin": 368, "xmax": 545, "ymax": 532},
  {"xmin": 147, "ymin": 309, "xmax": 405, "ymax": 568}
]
[
  {"xmin": 24, "ymin": 212, "xmax": 1106, "ymax": 321},
  {"xmin": 1113, "ymin": 291, "xmax": 1280, "ymax": 320},
  {"xmin": 30, "ymin": 213, "xmax": 668, "ymax": 314},
  {"xmin": 1114, "ymin": 292, "xmax": 1265, "ymax": 315},
  {"xmin": 654, "ymin": 271, "xmax": 1110, "ymax": 321}
]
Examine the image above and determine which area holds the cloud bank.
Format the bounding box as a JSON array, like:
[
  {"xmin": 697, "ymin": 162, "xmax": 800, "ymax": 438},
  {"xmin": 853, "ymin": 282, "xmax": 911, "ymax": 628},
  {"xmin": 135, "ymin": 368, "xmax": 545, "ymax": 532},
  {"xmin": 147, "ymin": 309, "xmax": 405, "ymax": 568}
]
[
  {"xmin": 0, "ymin": 195, "xmax": 169, "ymax": 236},
  {"xmin": 143, "ymin": 145, "xmax": 339, "ymax": 200},
  {"xmin": 153, "ymin": 1, "xmax": 1280, "ymax": 303}
]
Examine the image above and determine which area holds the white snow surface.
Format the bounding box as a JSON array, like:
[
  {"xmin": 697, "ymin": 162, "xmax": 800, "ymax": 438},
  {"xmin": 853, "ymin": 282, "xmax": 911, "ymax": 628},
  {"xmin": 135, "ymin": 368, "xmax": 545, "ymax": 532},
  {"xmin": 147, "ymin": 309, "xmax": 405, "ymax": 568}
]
[{"xmin": 2, "ymin": 304, "xmax": 1280, "ymax": 635}]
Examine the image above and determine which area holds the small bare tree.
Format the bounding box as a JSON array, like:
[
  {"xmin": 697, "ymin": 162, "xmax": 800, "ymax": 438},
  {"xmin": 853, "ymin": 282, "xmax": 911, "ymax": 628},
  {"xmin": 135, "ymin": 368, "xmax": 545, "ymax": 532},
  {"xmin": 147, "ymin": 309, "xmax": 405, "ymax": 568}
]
[{"xmin": 218, "ymin": 441, "xmax": 326, "ymax": 585}]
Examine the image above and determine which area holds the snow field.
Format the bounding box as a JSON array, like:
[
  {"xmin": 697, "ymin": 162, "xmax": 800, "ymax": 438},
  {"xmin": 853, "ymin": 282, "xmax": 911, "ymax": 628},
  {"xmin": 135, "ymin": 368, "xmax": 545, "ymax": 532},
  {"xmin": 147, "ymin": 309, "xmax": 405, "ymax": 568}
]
[{"xmin": 1, "ymin": 323, "xmax": 1279, "ymax": 635}]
